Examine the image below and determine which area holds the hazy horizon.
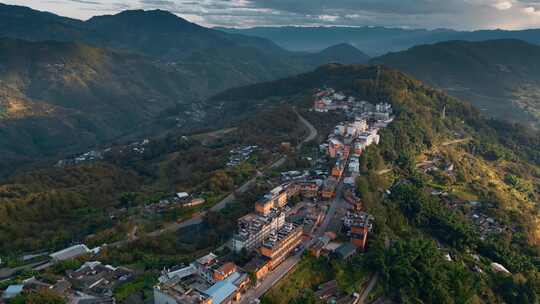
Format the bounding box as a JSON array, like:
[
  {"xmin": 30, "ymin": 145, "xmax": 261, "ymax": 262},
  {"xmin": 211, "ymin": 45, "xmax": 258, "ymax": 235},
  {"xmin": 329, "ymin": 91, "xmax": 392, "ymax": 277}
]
[{"xmin": 4, "ymin": 0, "xmax": 540, "ymax": 31}]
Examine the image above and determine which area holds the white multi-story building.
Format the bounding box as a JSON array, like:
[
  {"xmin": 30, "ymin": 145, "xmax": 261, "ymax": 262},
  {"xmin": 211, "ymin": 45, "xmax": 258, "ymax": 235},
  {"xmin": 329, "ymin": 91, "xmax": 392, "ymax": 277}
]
[
  {"xmin": 334, "ymin": 124, "xmax": 345, "ymax": 135},
  {"xmin": 333, "ymin": 92, "xmax": 346, "ymax": 101},
  {"xmin": 232, "ymin": 210, "xmax": 286, "ymax": 253},
  {"xmin": 191, "ymin": 253, "xmax": 219, "ymax": 284},
  {"xmin": 154, "ymin": 257, "xmax": 248, "ymax": 304},
  {"xmin": 358, "ymin": 130, "xmax": 380, "ymax": 147},
  {"xmin": 349, "ymin": 157, "xmax": 360, "ymax": 173},
  {"xmin": 375, "ymin": 102, "xmax": 392, "ymax": 113},
  {"xmin": 352, "ymin": 119, "xmax": 368, "ymax": 133}
]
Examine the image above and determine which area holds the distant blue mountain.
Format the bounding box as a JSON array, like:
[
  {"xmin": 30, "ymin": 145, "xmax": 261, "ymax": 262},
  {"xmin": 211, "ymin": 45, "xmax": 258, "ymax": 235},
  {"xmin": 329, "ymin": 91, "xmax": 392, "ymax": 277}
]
[{"xmin": 221, "ymin": 26, "xmax": 540, "ymax": 56}]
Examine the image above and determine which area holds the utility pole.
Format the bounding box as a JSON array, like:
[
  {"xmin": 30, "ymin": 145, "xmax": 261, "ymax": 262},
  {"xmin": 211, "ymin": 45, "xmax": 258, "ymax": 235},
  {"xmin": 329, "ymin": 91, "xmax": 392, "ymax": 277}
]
[{"xmin": 442, "ymin": 105, "xmax": 446, "ymax": 120}]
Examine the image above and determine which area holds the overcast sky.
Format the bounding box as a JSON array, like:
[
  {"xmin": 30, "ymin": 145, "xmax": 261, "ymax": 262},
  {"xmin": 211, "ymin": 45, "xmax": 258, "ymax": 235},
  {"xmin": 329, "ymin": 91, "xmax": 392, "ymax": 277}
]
[{"xmin": 5, "ymin": 0, "xmax": 540, "ymax": 30}]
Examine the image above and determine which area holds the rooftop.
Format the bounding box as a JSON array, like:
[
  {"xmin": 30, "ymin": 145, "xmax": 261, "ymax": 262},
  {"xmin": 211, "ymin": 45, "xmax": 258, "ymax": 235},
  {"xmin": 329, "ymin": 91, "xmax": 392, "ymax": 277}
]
[
  {"xmin": 205, "ymin": 272, "xmax": 241, "ymax": 304},
  {"xmin": 215, "ymin": 263, "xmax": 236, "ymax": 278},
  {"xmin": 244, "ymin": 256, "xmax": 271, "ymax": 273},
  {"xmin": 68, "ymin": 261, "xmax": 132, "ymax": 296},
  {"xmin": 50, "ymin": 244, "xmax": 90, "ymax": 261},
  {"xmin": 335, "ymin": 243, "xmax": 357, "ymax": 259},
  {"xmin": 235, "ymin": 210, "xmax": 285, "ymax": 241},
  {"xmin": 262, "ymin": 223, "xmax": 300, "ymax": 250},
  {"xmin": 196, "ymin": 253, "xmax": 218, "ymax": 266},
  {"xmin": 3, "ymin": 285, "xmax": 24, "ymax": 298},
  {"xmin": 155, "ymin": 270, "xmax": 211, "ymax": 304}
]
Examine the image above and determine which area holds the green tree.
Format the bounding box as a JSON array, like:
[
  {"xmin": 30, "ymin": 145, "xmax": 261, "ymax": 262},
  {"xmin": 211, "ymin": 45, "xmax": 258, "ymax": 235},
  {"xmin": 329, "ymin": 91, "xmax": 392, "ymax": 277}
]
[
  {"xmin": 11, "ymin": 289, "xmax": 65, "ymax": 304},
  {"xmin": 209, "ymin": 171, "xmax": 234, "ymax": 193}
]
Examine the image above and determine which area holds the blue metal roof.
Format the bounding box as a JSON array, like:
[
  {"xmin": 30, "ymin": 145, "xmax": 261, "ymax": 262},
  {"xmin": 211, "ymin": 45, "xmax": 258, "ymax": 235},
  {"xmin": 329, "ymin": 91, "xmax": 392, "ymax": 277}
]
[
  {"xmin": 5, "ymin": 285, "xmax": 24, "ymax": 293},
  {"xmin": 3, "ymin": 285, "xmax": 24, "ymax": 298},
  {"xmin": 205, "ymin": 277, "xmax": 238, "ymax": 304},
  {"xmin": 224, "ymin": 271, "xmax": 241, "ymax": 283}
]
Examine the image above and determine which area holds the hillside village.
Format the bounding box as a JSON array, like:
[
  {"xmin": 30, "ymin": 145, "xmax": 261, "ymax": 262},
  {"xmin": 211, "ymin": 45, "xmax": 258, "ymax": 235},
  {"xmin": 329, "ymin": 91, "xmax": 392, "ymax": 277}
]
[
  {"xmin": 1, "ymin": 3, "xmax": 540, "ymax": 304},
  {"xmin": 56, "ymin": 139, "xmax": 151, "ymax": 167},
  {"xmin": 0, "ymin": 88, "xmax": 395, "ymax": 304},
  {"xmin": 1, "ymin": 84, "xmax": 531, "ymax": 304},
  {"xmin": 147, "ymin": 89, "xmax": 394, "ymax": 304}
]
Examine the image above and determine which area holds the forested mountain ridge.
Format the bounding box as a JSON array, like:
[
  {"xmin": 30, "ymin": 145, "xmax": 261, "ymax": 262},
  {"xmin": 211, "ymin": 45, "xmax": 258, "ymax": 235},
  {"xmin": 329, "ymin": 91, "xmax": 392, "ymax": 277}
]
[
  {"xmin": 371, "ymin": 39, "xmax": 540, "ymax": 129},
  {"xmin": 0, "ymin": 4, "xmax": 370, "ymax": 175},
  {"xmin": 295, "ymin": 43, "xmax": 370, "ymax": 65},
  {"xmin": 0, "ymin": 38, "xmax": 202, "ymax": 174},
  {"xmin": 0, "ymin": 3, "xmax": 370, "ymax": 65},
  {"xmin": 211, "ymin": 64, "xmax": 540, "ymax": 303},
  {"xmin": 0, "ymin": 3, "xmax": 84, "ymax": 41},
  {"xmin": 0, "ymin": 3, "xmax": 280, "ymax": 60},
  {"xmin": 2, "ymin": 64, "xmax": 538, "ymax": 302}
]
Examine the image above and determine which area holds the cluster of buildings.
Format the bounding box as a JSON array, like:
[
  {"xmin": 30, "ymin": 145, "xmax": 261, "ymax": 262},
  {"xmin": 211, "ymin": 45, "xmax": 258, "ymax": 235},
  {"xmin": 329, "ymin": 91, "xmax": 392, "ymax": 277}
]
[
  {"xmin": 56, "ymin": 150, "xmax": 104, "ymax": 167},
  {"xmin": 420, "ymin": 154, "xmax": 511, "ymax": 240},
  {"xmin": 232, "ymin": 184, "xmax": 305, "ymax": 283},
  {"xmin": 313, "ymin": 94, "xmax": 393, "ymax": 201},
  {"xmin": 312, "ymin": 88, "xmax": 394, "ymax": 125},
  {"xmin": 144, "ymin": 192, "xmax": 206, "ymax": 214},
  {"xmin": 320, "ymin": 118, "xmax": 381, "ymax": 200},
  {"xmin": 154, "ymin": 183, "xmax": 307, "ymax": 304},
  {"xmin": 350, "ymin": 101, "xmax": 393, "ymax": 123},
  {"xmin": 280, "ymin": 170, "xmax": 311, "ymax": 182},
  {"xmin": 65, "ymin": 261, "xmax": 133, "ymax": 302},
  {"xmin": 341, "ymin": 211, "xmax": 374, "ymax": 251},
  {"xmin": 2, "ymin": 260, "xmax": 133, "ymax": 303},
  {"xmin": 154, "ymin": 253, "xmax": 249, "ymax": 304},
  {"xmin": 438, "ymin": 196, "xmax": 511, "ymax": 240},
  {"xmin": 469, "ymin": 211, "xmax": 506, "ymax": 240},
  {"xmin": 312, "ymin": 88, "xmax": 355, "ymax": 113},
  {"xmin": 227, "ymin": 146, "xmax": 258, "ymax": 167},
  {"xmin": 289, "ymin": 203, "xmax": 326, "ymax": 235},
  {"xmin": 302, "ymin": 196, "xmax": 373, "ymax": 261},
  {"xmin": 56, "ymin": 138, "xmax": 151, "ymax": 167}
]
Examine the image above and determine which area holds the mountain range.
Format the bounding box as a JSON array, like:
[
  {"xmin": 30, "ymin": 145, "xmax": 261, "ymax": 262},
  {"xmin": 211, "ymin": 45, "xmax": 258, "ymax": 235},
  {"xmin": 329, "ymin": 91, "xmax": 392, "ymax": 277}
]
[
  {"xmin": 0, "ymin": 38, "xmax": 195, "ymax": 161},
  {"xmin": 0, "ymin": 3, "xmax": 370, "ymax": 175},
  {"xmin": 0, "ymin": 3, "xmax": 369, "ymax": 63},
  {"xmin": 371, "ymin": 39, "xmax": 540, "ymax": 129},
  {"xmin": 2, "ymin": 2, "xmax": 540, "ymax": 177},
  {"xmin": 222, "ymin": 26, "xmax": 540, "ymax": 56}
]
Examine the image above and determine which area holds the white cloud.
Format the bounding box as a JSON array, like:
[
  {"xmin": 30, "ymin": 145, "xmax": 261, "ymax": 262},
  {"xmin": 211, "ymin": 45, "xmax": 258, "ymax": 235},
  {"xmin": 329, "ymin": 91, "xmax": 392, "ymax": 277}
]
[
  {"xmin": 523, "ymin": 6, "xmax": 540, "ymax": 15},
  {"xmin": 6, "ymin": 0, "xmax": 540, "ymax": 30},
  {"xmin": 317, "ymin": 15, "xmax": 339, "ymax": 22},
  {"xmin": 493, "ymin": 1, "xmax": 513, "ymax": 10}
]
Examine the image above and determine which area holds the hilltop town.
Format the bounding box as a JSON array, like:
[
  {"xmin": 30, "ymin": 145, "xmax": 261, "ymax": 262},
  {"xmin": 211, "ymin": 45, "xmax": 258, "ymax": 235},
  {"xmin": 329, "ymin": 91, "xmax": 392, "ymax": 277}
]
[
  {"xmin": 1, "ymin": 66, "xmax": 539, "ymax": 304},
  {"xmin": 1, "ymin": 88, "xmax": 394, "ymax": 304}
]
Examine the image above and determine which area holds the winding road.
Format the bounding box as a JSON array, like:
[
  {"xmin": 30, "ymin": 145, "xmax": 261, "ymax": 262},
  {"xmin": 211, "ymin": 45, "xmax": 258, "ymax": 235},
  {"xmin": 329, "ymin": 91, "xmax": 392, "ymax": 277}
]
[{"xmin": 109, "ymin": 109, "xmax": 318, "ymax": 248}]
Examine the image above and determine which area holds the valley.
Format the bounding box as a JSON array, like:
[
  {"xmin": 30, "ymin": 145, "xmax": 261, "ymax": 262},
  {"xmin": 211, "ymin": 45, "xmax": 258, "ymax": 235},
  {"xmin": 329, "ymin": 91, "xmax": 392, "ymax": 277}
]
[
  {"xmin": 0, "ymin": 4, "xmax": 371, "ymax": 177},
  {"xmin": 1, "ymin": 64, "xmax": 539, "ymax": 304},
  {"xmin": 0, "ymin": 3, "xmax": 539, "ymax": 304}
]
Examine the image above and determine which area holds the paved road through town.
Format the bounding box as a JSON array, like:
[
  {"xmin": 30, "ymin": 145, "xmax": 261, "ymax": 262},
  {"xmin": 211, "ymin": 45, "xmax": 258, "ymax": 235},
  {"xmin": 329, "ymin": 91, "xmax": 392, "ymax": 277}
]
[
  {"xmin": 239, "ymin": 252, "xmax": 303, "ymax": 304},
  {"xmin": 239, "ymin": 165, "xmax": 348, "ymax": 304},
  {"xmin": 354, "ymin": 273, "xmax": 379, "ymax": 304}
]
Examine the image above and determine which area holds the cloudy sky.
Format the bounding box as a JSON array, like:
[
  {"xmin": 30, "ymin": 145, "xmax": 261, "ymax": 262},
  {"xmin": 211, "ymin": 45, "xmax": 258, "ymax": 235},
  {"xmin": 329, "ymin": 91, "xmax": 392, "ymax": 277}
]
[{"xmin": 5, "ymin": 0, "xmax": 540, "ymax": 29}]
